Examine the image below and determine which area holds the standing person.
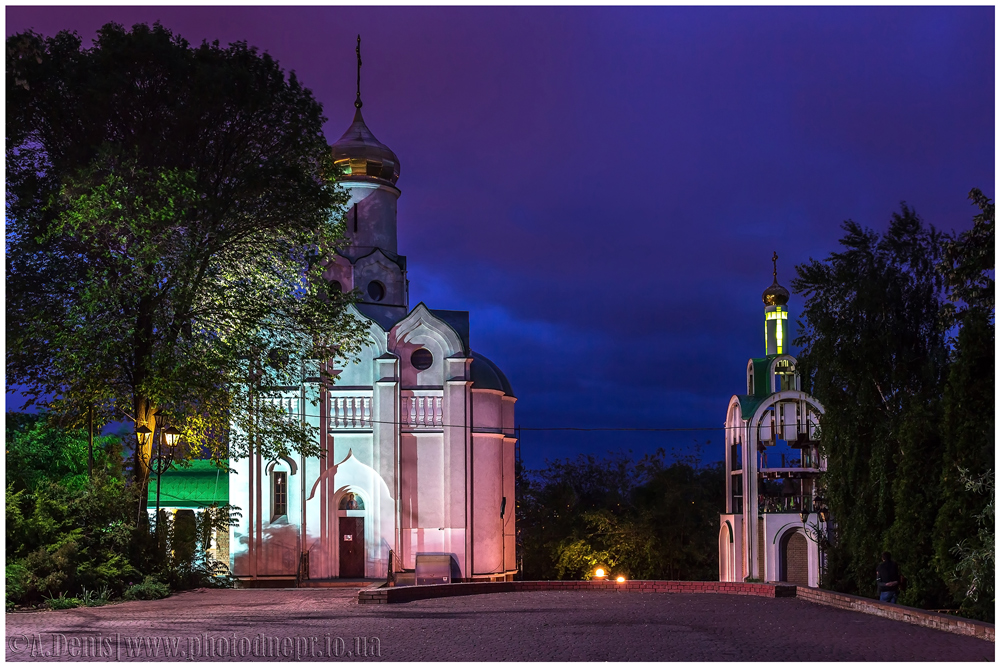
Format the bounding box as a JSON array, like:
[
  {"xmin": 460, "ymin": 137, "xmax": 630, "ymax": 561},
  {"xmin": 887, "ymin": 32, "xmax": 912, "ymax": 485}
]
[{"xmin": 876, "ymin": 551, "xmax": 901, "ymax": 603}]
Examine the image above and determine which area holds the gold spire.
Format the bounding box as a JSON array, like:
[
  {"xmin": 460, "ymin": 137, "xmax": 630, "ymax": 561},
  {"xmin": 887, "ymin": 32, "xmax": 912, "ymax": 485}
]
[{"xmin": 355, "ymin": 34, "xmax": 363, "ymax": 109}]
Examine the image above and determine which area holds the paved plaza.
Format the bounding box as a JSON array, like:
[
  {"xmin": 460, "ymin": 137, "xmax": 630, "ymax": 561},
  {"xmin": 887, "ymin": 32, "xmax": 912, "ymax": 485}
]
[{"xmin": 6, "ymin": 588, "xmax": 994, "ymax": 661}]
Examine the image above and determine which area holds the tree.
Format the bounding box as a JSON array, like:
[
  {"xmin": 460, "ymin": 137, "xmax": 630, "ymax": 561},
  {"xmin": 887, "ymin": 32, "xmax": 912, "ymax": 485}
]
[
  {"xmin": 792, "ymin": 205, "xmax": 950, "ymax": 605},
  {"xmin": 6, "ymin": 23, "xmax": 367, "ymax": 506},
  {"xmin": 934, "ymin": 189, "xmax": 994, "ymax": 620},
  {"xmin": 5, "ymin": 412, "xmax": 123, "ymax": 494},
  {"xmin": 517, "ymin": 450, "xmax": 724, "ymax": 581},
  {"xmin": 5, "ymin": 412, "xmax": 138, "ymax": 606},
  {"xmin": 949, "ymin": 469, "xmax": 994, "ymax": 614}
]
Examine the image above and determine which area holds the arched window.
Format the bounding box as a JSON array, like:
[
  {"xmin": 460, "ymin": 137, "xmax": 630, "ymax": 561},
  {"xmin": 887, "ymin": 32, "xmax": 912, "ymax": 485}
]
[
  {"xmin": 367, "ymin": 281, "xmax": 385, "ymax": 302},
  {"xmin": 272, "ymin": 471, "xmax": 288, "ymax": 519}
]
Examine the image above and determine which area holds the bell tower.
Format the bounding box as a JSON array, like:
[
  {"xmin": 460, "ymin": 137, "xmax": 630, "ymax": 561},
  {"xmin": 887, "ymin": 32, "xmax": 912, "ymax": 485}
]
[{"xmin": 328, "ymin": 35, "xmax": 407, "ymax": 309}]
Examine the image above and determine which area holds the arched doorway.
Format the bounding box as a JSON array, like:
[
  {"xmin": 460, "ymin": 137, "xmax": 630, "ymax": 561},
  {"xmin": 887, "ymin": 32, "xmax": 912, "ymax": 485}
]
[
  {"xmin": 779, "ymin": 529, "xmax": 809, "ymax": 585},
  {"xmin": 338, "ymin": 492, "xmax": 365, "ymax": 578},
  {"xmin": 719, "ymin": 523, "xmax": 734, "ymax": 581}
]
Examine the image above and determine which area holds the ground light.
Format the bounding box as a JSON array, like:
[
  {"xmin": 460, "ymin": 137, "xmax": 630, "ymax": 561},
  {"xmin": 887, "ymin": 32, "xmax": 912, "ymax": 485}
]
[
  {"xmin": 593, "ymin": 568, "xmax": 607, "ymax": 580},
  {"xmin": 616, "ymin": 576, "xmax": 626, "ymax": 583}
]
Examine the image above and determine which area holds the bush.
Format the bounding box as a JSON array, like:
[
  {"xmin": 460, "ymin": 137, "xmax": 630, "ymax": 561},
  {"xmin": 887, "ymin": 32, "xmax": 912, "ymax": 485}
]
[
  {"xmin": 44, "ymin": 592, "xmax": 81, "ymax": 610},
  {"xmin": 80, "ymin": 586, "xmax": 111, "ymax": 607},
  {"xmin": 123, "ymin": 576, "xmax": 170, "ymax": 601},
  {"xmin": 6, "ymin": 560, "xmax": 29, "ymax": 608}
]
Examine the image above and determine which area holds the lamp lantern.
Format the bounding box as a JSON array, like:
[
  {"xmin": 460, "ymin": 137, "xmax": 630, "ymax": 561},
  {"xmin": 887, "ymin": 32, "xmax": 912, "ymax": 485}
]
[
  {"xmin": 162, "ymin": 426, "xmax": 181, "ymax": 448},
  {"xmin": 799, "ymin": 508, "xmax": 810, "ymax": 523}
]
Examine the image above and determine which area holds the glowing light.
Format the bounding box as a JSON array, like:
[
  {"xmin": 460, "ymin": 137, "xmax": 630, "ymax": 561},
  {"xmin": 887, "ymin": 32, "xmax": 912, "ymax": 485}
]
[
  {"xmin": 616, "ymin": 576, "xmax": 626, "ymax": 583},
  {"xmin": 594, "ymin": 568, "xmax": 605, "ymax": 578}
]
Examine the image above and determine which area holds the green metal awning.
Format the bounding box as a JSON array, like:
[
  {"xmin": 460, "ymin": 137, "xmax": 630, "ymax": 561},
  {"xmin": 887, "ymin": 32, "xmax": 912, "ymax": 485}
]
[{"xmin": 148, "ymin": 460, "xmax": 229, "ymax": 509}]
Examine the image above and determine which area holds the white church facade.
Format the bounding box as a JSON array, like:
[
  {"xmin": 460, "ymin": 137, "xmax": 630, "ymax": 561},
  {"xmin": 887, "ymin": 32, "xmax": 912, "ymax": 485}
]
[
  {"xmin": 229, "ymin": 49, "xmax": 517, "ymax": 584},
  {"xmin": 719, "ymin": 257, "xmax": 827, "ymax": 587}
]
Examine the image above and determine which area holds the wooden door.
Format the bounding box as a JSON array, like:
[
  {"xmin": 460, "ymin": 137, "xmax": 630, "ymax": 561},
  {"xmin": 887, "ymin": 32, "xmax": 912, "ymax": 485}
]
[{"xmin": 339, "ymin": 517, "xmax": 364, "ymax": 578}]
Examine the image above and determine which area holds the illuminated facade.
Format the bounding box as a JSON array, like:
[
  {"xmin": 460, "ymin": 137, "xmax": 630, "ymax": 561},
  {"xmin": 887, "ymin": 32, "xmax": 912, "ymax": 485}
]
[
  {"xmin": 719, "ymin": 258, "xmax": 826, "ymax": 586},
  {"xmin": 229, "ymin": 49, "xmax": 517, "ymax": 584}
]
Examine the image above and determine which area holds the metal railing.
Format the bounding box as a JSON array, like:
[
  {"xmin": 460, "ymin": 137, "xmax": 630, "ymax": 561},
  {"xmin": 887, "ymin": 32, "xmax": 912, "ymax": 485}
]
[{"xmin": 758, "ymin": 494, "xmax": 813, "ymax": 514}]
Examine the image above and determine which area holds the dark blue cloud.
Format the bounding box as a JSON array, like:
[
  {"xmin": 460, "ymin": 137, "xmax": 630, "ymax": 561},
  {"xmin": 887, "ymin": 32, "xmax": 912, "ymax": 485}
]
[{"xmin": 7, "ymin": 7, "xmax": 993, "ymax": 468}]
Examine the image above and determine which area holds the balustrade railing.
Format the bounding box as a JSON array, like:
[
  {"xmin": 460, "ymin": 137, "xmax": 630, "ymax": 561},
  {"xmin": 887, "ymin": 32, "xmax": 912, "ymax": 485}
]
[
  {"xmin": 401, "ymin": 395, "xmax": 443, "ymax": 428},
  {"xmin": 330, "ymin": 395, "xmax": 372, "ymax": 428},
  {"xmin": 758, "ymin": 494, "xmax": 813, "ymax": 514},
  {"xmin": 266, "ymin": 396, "xmax": 299, "ymax": 422}
]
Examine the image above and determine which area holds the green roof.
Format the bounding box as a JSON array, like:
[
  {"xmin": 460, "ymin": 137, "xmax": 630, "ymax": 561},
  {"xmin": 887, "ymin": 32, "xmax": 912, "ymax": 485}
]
[
  {"xmin": 148, "ymin": 460, "xmax": 229, "ymax": 509},
  {"xmin": 750, "ymin": 355, "xmax": 779, "ymax": 398},
  {"xmin": 737, "ymin": 394, "xmax": 767, "ymax": 421}
]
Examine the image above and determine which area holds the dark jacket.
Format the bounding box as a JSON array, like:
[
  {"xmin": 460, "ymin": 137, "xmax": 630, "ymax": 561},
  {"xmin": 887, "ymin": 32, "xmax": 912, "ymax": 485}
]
[{"xmin": 876, "ymin": 560, "xmax": 900, "ymax": 592}]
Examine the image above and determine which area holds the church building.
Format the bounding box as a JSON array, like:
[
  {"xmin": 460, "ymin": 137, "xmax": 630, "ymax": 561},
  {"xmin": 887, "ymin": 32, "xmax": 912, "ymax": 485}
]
[
  {"xmin": 719, "ymin": 257, "xmax": 826, "ymax": 586},
  {"xmin": 229, "ymin": 43, "xmax": 517, "ymax": 584}
]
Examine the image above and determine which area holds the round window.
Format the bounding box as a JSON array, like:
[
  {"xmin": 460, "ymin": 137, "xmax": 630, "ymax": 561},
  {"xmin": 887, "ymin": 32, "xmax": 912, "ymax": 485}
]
[
  {"xmin": 367, "ymin": 281, "xmax": 385, "ymax": 302},
  {"xmin": 411, "ymin": 348, "xmax": 433, "ymax": 370},
  {"xmin": 328, "ymin": 280, "xmax": 342, "ymax": 295}
]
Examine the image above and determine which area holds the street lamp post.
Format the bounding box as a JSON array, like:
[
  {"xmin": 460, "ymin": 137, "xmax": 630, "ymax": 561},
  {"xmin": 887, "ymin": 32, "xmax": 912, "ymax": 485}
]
[
  {"xmin": 152, "ymin": 411, "xmax": 182, "ymax": 542},
  {"xmin": 800, "ymin": 497, "xmax": 831, "ymax": 586},
  {"xmin": 135, "ymin": 424, "xmax": 153, "ymax": 525}
]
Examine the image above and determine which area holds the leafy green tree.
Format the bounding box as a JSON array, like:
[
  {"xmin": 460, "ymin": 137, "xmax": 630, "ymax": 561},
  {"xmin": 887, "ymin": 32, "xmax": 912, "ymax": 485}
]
[
  {"xmin": 6, "ymin": 23, "xmax": 366, "ymax": 505},
  {"xmin": 5, "ymin": 412, "xmax": 136, "ymax": 606},
  {"xmin": 934, "ymin": 190, "xmax": 994, "ymax": 620},
  {"xmin": 949, "ymin": 469, "xmax": 994, "ymax": 615},
  {"xmin": 5, "ymin": 412, "xmax": 123, "ymax": 493},
  {"xmin": 792, "ymin": 205, "xmax": 950, "ymax": 605}
]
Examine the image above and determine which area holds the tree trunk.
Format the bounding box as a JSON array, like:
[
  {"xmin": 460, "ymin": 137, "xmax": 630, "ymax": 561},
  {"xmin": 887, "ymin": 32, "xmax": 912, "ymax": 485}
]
[
  {"xmin": 132, "ymin": 301, "xmax": 156, "ymax": 514},
  {"xmin": 133, "ymin": 395, "xmax": 156, "ymax": 514}
]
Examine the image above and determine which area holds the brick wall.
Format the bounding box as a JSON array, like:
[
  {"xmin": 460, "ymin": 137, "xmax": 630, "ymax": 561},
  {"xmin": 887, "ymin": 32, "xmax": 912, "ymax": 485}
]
[
  {"xmin": 784, "ymin": 531, "xmax": 808, "ymax": 585},
  {"xmin": 792, "ymin": 586, "xmax": 993, "ymax": 642},
  {"xmin": 358, "ymin": 580, "xmax": 795, "ymax": 605}
]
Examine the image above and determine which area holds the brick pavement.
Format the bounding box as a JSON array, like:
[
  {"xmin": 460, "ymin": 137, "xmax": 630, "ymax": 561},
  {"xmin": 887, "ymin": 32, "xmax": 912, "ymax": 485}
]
[{"xmin": 6, "ymin": 588, "xmax": 994, "ymax": 661}]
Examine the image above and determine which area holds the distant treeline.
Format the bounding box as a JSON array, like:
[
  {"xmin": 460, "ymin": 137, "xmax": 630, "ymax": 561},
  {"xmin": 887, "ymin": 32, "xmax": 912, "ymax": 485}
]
[{"xmin": 516, "ymin": 449, "xmax": 725, "ymax": 582}]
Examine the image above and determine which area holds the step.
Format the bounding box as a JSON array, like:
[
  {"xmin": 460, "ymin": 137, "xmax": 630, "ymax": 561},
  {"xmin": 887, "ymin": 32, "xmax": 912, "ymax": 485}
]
[{"xmin": 298, "ymin": 578, "xmax": 383, "ymax": 588}]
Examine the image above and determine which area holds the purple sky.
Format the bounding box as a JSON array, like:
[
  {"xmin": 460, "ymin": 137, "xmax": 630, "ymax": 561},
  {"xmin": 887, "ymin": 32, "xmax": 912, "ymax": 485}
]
[{"xmin": 6, "ymin": 7, "xmax": 995, "ymax": 468}]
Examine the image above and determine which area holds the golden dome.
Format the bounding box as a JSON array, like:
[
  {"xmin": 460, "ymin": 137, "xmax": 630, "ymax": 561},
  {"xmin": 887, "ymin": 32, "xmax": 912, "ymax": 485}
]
[
  {"xmin": 330, "ymin": 107, "xmax": 400, "ymax": 185},
  {"xmin": 762, "ymin": 251, "xmax": 789, "ymax": 306},
  {"xmin": 762, "ymin": 279, "xmax": 790, "ymax": 306}
]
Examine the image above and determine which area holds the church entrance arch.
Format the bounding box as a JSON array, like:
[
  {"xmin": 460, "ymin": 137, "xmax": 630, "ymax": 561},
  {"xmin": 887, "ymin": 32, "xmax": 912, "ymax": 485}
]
[{"xmin": 779, "ymin": 529, "xmax": 809, "ymax": 585}]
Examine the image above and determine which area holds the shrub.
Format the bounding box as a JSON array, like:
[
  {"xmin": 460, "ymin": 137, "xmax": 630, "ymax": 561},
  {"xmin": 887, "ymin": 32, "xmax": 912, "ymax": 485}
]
[
  {"xmin": 6, "ymin": 560, "xmax": 28, "ymax": 606},
  {"xmin": 80, "ymin": 585, "xmax": 111, "ymax": 607},
  {"xmin": 44, "ymin": 592, "xmax": 81, "ymax": 610},
  {"xmin": 123, "ymin": 576, "xmax": 170, "ymax": 601}
]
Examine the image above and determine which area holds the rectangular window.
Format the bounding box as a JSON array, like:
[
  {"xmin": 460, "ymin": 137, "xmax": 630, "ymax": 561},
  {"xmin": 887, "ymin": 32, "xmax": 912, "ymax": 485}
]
[{"xmin": 273, "ymin": 471, "xmax": 288, "ymax": 518}]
